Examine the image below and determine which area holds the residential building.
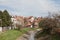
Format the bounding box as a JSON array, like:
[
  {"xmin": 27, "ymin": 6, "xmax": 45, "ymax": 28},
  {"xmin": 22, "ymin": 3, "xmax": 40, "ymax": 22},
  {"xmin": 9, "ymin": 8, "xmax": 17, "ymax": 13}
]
[{"xmin": 11, "ymin": 16, "xmax": 24, "ymax": 29}]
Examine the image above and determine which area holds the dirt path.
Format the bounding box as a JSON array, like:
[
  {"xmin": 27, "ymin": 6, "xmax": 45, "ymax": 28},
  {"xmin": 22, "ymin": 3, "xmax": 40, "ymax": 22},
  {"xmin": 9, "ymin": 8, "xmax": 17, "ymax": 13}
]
[
  {"xmin": 16, "ymin": 30, "xmax": 36, "ymax": 40},
  {"xmin": 16, "ymin": 31, "xmax": 32, "ymax": 40},
  {"xmin": 16, "ymin": 32, "xmax": 30, "ymax": 40}
]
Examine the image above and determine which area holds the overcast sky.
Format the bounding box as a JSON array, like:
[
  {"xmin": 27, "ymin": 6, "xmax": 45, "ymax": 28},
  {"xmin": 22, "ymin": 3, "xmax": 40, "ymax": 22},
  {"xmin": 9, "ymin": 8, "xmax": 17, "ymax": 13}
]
[{"xmin": 0, "ymin": 0, "xmax": 60, "ymax": 17}]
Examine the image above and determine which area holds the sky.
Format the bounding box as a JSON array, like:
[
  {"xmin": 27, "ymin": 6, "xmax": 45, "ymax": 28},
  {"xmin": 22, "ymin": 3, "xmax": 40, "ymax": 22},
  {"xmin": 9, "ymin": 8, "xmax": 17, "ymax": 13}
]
[{"xmin": 0, "ymin": 0, "xmax": 60, "ymax": 17}]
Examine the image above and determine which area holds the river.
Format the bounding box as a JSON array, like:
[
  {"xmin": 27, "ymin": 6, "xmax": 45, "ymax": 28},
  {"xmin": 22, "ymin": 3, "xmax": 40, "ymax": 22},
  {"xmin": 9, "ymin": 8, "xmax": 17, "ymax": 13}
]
[{"xmin": 29, "ymin": 31, "xmax": 35, "ymax": 40}]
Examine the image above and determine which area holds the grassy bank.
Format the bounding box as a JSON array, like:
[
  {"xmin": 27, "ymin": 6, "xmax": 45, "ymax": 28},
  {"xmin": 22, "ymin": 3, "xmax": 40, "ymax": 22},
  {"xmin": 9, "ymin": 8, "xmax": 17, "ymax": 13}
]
[{"xmin": 0, "ymin": 28, "xmax": 34, "ymax": 40}]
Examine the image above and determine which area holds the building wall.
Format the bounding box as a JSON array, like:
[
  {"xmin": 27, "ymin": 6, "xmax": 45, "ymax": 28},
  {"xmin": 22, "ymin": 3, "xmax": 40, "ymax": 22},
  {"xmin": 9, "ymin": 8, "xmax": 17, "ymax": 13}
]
[{"xmin": 0, "ymin": 27, "xmax": 2, "ymax": 32}]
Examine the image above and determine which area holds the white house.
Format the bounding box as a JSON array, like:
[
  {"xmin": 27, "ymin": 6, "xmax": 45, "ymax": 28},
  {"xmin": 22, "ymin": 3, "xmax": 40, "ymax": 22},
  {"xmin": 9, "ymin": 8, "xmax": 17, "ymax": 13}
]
[
  {"xmin": 28, "ymin": 16, "xmax": 34, "ymax": 28},
  {"xmin": 11, "ymin": 17, "xmax": 17, "ymax": 29},
  {"xmin": 11, "ymin": 16, "xmax": 23, "ymax": 29}
]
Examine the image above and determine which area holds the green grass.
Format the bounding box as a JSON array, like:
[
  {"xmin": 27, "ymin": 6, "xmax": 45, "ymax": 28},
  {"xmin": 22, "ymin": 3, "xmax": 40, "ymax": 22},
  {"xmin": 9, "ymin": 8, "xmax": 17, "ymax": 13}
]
[{"xmin": 0, "ymin": 28, "xmax": 34, "ymax": 40}]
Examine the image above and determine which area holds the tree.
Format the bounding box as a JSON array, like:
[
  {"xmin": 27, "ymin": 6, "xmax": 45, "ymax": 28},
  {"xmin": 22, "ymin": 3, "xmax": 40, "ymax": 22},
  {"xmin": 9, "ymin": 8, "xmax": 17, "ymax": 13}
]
[
  {"xmin": 0, "ymin": 10, "xmax": 12, "ymax": 27},
  {"xmin": 3, "ymin": 10, "xmax": 11, "ymax": 26},
  {"xmin": 0, "ymin": 11, "xmax": 3, "ymax": 26},
  {"xmin": 35, "ymin": 13, "xmax": 60, "ymax": 40}
]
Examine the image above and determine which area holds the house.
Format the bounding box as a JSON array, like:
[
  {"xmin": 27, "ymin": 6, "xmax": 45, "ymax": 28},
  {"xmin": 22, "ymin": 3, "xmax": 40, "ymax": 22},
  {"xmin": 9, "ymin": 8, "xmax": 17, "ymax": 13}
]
[
  {"xmin": 24, "ymin": 16, "xmax": 34, "ymax": 28},
  {"xmin": 34, "ymin": 19, "xmax": 38, "ymax": 28},
  {"xmin": 11, "ymin": 16, "xmax": 17, "ymax": 29},
  {"xmin": 33, "ymin": 17, "xmax": 43, "ymax": 28},
  {"xmin": 11, "ymin": 16, "xmax": 24, "ymax": 29},
  {"xmin": 16, "ymin": 16, "xmax": 24, "ymax": 28},
  {"xmin": 11, "ymin": 16, "xmax": 43, "ymax": 29}
]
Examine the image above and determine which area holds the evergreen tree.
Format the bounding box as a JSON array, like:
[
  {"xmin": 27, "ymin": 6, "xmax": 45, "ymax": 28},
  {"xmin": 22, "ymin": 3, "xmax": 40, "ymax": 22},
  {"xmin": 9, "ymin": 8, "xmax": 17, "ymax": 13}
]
[
  {"xmin": 2, "ymin": 10, "xmax": 11, "ymax": 27},
  {"xmin": 0, "ymin": 11, "xmax": 3, "ymax": 26},
  {"xmin": 0, "ymin": 10, "xmax": 11, "ymax": 27}
]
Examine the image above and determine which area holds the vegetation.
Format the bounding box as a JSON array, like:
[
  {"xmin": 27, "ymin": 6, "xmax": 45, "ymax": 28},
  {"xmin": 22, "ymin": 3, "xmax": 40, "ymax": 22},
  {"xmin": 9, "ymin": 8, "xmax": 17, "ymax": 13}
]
[
  {"xmin": 35, "ymin": 13, "xmax": 60, "ymax": 40},
  {"xmin": 0, "ymin": 10, "xmax": 11, "ymax": 27},
  {"xmin": 0, "ymin": 30, "xmax": 21, "ymax": 40},
  {"xmin": 0, "ymin": 28, "xmax": 33, "ymax": 40}
]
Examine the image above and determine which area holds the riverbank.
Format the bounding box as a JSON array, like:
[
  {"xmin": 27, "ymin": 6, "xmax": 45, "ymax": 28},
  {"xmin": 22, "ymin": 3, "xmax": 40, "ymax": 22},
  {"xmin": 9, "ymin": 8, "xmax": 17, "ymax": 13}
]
[
  {"xmin": 0, "ymin": 28, "xmax": 35, "ymax": 40},
  {"xmin": 16, "ymin": 28, "xmax": 40, "ymax": 40}
]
